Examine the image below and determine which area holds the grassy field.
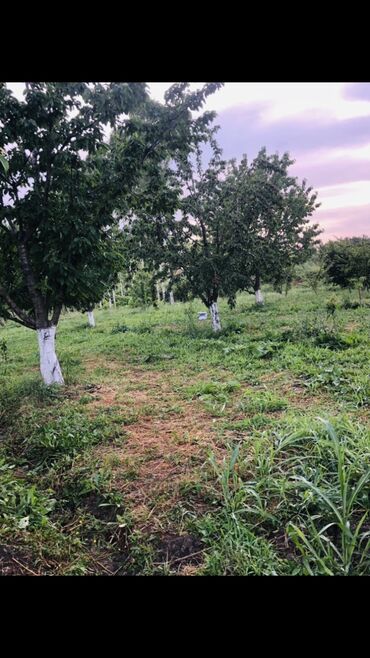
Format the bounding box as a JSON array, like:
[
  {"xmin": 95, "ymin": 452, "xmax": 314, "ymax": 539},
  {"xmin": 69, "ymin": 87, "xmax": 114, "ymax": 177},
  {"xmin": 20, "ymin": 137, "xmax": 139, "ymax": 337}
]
[{"xmin": 0, "ymin": 286, "xmax": 369, "ymax": 576}]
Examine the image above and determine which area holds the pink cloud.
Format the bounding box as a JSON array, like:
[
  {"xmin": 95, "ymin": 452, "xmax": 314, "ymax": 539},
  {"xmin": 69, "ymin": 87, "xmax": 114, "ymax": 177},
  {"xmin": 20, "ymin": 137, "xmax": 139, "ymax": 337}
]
[
  {"xmin": 291, "ymin": 158, "xmax": 370, "ymax": 188},
  {"xmin": 314, "ymin": 204, "xmax": 370, "ymax": 241}
]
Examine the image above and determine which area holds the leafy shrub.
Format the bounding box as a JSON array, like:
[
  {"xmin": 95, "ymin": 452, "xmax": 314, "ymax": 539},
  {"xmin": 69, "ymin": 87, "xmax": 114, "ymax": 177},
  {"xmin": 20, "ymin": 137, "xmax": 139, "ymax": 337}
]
[
  {"xmin": 127, "ymin": 271, "xmax": 155, "ymax": 308},
  {"xmin": 134, "ymin": 324, "xmax": 152, "ymax": 334},
  {"xmin": 313, "ymin": 331, "xmax": 360, "ymax": 350},
  {"xmin": 0, "ymin": 459, "xmax": 55, "ymax": 532},
  {"xmin": 24, "ymin": 410, "xmax": 117, "ymax": 467},
  {"xmin": 342, "ymin": 298, "xmax": 360, "ymax": 310},
  {"xmin": 58, "ymin": 461, "xmax": 123, "ymax": 520},
  {"xmin": 219, "ymin": 322, "xmax": 243, "ymax": 337},
  {"xmin": 252, "ymin": 341, "xmax": 281, "ymax": 359},
  {"xmin": 326, "ymin": 294, "xmax": 340, "ymax": 317},
  {"xmin": 111, "ymin": 323, "xmax": 129, "ymax": 334},
  {"xmin": 291, "ymin": 315, "xmax": 359, "ymax": 351}
]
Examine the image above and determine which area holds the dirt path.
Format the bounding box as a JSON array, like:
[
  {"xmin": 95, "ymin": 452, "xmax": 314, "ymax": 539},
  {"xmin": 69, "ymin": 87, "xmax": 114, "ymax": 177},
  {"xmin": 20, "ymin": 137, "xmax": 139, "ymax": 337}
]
[{"xmin": 90, "ymin": 366, "xmax": 223, "ymax": 535}]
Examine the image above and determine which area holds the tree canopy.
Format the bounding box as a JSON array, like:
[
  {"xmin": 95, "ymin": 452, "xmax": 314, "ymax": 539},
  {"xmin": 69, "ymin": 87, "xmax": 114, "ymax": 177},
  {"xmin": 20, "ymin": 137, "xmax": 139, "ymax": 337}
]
[
  {"xmin": 121, "ymin": 139, "xmax": 321, "ymax": 328},
  {"xmin": 0, "ymin": 82, "xmax": 150, "ymax": 329},
  {"xmin": 0, "ymin": 82, "xmax": 222, "ymax": 331},
  {"xmin": 322, "ymin": 237, "xmax": 370, "ymax": 291},
  {"xmin": 223, "ymin": 149, "xmax": 321, "ymax": 300}
]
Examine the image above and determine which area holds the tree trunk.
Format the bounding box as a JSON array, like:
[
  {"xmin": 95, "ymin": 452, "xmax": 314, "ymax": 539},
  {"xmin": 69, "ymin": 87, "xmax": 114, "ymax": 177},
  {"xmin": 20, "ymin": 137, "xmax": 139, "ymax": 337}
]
[
  {"xmin": 210, "ymin": 302, "xmax": 221, "ymax": 332},
  {"xmin": 169, "ymin": 291, "xmax": 175, "ymax": 305},
  {"xmin": 162, "ymin": 285, "xmax": 166, "ymax": 302},
  {"xmin": 255, "ymin": 289, "xmax": 264, "ymax": 304},
  {"xmin": 156, "ymin": 285, "xmax": 161, "ymax": 302},
  {"xmin": 112, "ymin": 290, "xmax": 116, "ymax": 306},
  {"xmin": 87, "ymin": 310, "xmax": 95, "ymax": 327},
  {"xmin": 37, "ymin": 325, "xmax": 64, "ymax": 385},
  {"xmin": 18, "ymin": 243, "xmax": 48, "ymax": 327},
  {"xmin": 254, "ymin": 273, "xmax": 264, "ymax": 305}
]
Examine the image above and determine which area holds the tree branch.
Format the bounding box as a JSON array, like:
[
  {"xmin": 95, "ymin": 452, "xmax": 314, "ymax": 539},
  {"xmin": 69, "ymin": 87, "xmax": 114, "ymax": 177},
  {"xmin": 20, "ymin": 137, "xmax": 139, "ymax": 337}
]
[
  {"xmin": 0, "ymin": 285, "xmax": 36, "ymax": 329},
  {"xmin": 51, "ymin": 304, "xmax": 62, "ymax": 326}
]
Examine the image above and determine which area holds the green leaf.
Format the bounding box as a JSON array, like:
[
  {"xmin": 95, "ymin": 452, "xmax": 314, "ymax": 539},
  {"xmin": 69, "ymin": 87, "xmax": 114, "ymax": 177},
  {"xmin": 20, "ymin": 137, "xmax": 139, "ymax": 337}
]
[{"xmin": 0, "ymin": 154, "xmax": 9, "ymax": 174}]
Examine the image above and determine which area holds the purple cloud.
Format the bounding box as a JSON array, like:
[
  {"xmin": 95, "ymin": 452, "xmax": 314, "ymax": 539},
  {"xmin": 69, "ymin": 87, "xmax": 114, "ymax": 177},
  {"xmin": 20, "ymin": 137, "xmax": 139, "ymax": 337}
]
[
  {"xmin": 199, "ymin": 101, "xmax": 370, "ymax": 240},
  {"xmin": 291, "ymin": 159, "xmax": 370, "ymax": 188},
  {"xmin": 212, "ymin": 105, "xmax": 370, "ymax": 161},
  {"xmin": 316, "ymin": 204, "xmax": 370, "ymax": 240},
  {"xmin": 343, "ymin": 83, "xmax": 370, "ymax": 101}
]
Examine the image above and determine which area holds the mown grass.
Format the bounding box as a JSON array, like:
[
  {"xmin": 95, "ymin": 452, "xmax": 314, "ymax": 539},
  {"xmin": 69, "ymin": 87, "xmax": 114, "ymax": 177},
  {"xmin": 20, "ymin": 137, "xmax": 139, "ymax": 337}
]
[{"xmin": 0, "ymin": 286, "xmax": 369, "ymax": 575}]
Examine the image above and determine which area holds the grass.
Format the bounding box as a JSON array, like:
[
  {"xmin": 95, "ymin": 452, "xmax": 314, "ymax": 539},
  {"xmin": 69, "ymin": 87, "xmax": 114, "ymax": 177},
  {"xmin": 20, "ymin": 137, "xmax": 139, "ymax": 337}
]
[{"xmin": 0, "ymin": 286, "xmax": 369, "ymax": 575}]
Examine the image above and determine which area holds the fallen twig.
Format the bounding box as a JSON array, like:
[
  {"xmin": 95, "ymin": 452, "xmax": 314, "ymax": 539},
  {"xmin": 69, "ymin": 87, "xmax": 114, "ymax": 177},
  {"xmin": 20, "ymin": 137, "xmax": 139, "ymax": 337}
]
[{"xmin": 11, "ymin": 557, "xmax": 40, "ymax": 576}]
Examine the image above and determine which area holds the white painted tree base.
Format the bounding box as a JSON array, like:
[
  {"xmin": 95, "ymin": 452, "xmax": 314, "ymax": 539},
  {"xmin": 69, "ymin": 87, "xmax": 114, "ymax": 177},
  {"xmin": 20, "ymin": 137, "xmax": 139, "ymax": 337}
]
[
  {"xmin": 37, "ymin": 326, "xmax": 64, "ymax": 385},
  {"xmin": 210, "ymin": 302, "xmax": 222, "ymax": 332},
  {"xmin": 87, "ymin": 311, "xmax": 96, "ymax": 327},
  {"xmin": 169, "ymin": 291, "xmax": 175, "ymax": 305},
  {"xmin": 255, "ymin": 289, "xmax": 264, "ymax": 304}
]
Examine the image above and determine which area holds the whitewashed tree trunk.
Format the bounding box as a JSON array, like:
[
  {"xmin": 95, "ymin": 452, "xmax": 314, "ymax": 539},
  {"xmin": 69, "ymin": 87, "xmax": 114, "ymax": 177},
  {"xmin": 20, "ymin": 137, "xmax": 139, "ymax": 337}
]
[
  {"xmin": 99, "ymin": 301, "xmax": 102, "ymax": 309},
  {"xmin": 156, "ymin": 285, "xmax": 161, "ymax": 302},
  {"xmin": 37, "ymin": 325, "xmax": 64, "ymax": 386},
  {"xmin": 87, "ymin": 310, "xmax": 95, "ymax": 327},
  {"xmin": 162, "ymin": 285, "xmax": 166, "ymax": 301},
  {"xmin": 112, "ymin": 290, "xmax": 116, "ymax": 306},
  {"xmin": 108, "ymin": 295, "xmax": 112, "ymax": 309},
  {"xmin": 255, "ymin": 289, "xmax": 264, "ymax": 305},
  {"xmin": 210, "ymin": 302, "xmax": 222, "ymax": 332},
  {"xmin": 169, "ymin": 291, "xmax": 175, "ymax": 305}
]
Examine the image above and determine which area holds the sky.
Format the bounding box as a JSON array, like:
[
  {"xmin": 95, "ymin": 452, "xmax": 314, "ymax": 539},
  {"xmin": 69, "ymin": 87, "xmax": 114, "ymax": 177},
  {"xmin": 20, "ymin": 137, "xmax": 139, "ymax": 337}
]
[{"xmin": 7, "ymin": 82, "xmax": 370, "ymax": 241}]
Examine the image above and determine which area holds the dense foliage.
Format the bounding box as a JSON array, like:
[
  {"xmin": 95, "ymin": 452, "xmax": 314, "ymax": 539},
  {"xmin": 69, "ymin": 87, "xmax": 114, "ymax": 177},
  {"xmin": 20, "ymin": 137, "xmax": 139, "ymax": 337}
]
[
  {"xmin": 0, "ymin": 82, "xmax": 222, "ymax": 332},
  {"xmin": 322, "ymin": 237, "xmax": 370, "ymax": 296},
  {"xmin": 121, "ymin": 141, "xmax": 321, "ymax": 327}
]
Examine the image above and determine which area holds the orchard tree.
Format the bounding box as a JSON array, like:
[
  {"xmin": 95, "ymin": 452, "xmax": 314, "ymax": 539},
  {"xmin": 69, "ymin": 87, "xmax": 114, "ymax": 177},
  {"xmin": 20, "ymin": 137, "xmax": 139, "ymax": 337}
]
[
  {"xmin": 123, "ymin": 139, "xmax": 241, "ymax": 331},
  {"xmin": 0, "ymin": 82, "xmax": 148, "ymax": 383},
  {"xmin": 174, "ymin": 145, "xmax": 236, "ymax": 330},
  {"xmin": 0, "ymin": 82, "xmax": 222, "ymax": 383},
  {"xmin": 322, "ymin": 237, "xmax": 370, "ymax": 301},
  {"xmin": 115, "ymin": 85, "xmax": 226, "ymax": 327},
  {"xmin": 121, "ymin": 139, "xmax": 321, "ymax": 331},
  {"xmin": 224, "ymin": 149, "xmax": 321, "ymax": 305},
  {"xmin": 294, "ymin": 248, "xmax": 324, "ymax": 293}
]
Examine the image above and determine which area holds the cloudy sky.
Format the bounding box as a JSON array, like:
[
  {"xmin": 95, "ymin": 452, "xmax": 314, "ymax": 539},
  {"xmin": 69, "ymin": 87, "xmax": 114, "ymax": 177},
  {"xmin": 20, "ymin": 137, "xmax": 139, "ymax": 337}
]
[{"xmin": 7, "ymin": 82, "xmax": 370, "ymax": 241}]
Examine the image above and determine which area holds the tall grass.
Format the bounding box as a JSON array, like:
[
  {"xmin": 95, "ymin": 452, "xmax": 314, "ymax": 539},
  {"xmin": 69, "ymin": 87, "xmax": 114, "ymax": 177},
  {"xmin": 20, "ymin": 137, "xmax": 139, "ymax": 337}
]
[{"xmin": 202, "ymin": 418, "xmax": 370, "ymax": 575}]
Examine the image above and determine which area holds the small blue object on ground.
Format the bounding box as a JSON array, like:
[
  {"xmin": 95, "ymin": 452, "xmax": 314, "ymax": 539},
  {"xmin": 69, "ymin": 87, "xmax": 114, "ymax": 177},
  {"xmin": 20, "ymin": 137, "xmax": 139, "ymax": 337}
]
[{"xmin": 198, "ymin": 312, "xmax": 208, "ymax": 321}]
